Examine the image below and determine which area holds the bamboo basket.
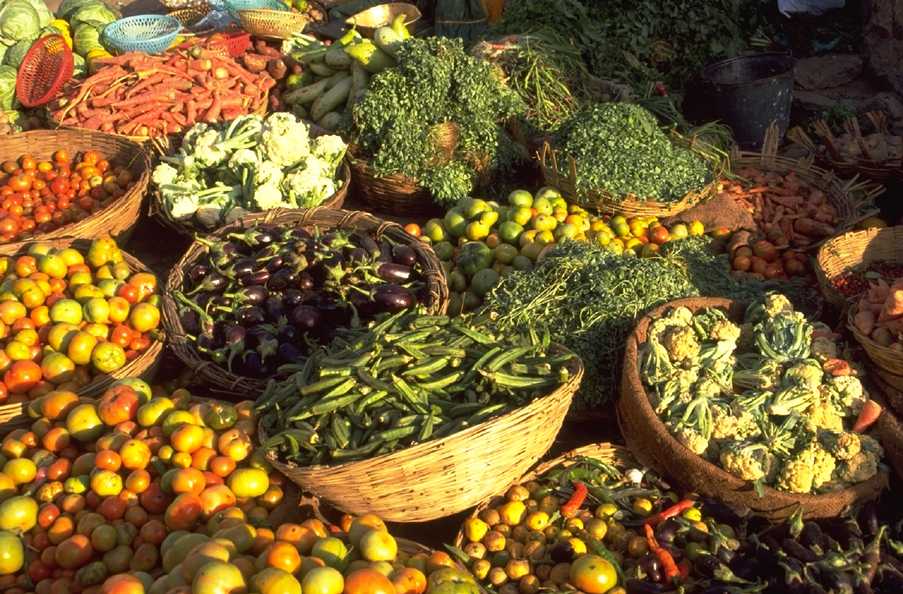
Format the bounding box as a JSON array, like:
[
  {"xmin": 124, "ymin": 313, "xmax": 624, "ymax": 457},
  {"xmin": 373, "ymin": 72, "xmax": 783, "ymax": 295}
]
[
  {"xmin": 0, "ymin": 130, "xmax": 150, "ymax": 245},
  {"xmin": 0, "ymin": 238, "xmax": 164, "ymax": 397},
  {"xmin": 619, "ymin": 296, "xmax": 888, "ymax": 520},
  {"xmin": 162, "ymin": 207, "xmax": 449, "ymax": 400},
  {"xmin": 150, "ymin": 159, "xmax": 351, "ymax": 239},
  {"xmin": 261, "ymin": 349, "xmax": 582, "ymax": 523},
  {"xmin": 815, "ymin": 226, "xmax": 903, "ymax": 310},
  {"xmin": 848, "ymin": 304, "xmax": 903, "ymax": 377},
  {"xmin": 538, "ymin": 129, "xmax": 726, "ymax": 218},
  {"xmin": 238, "ymin": 9, "xmax": 309, "ymax": 39},
  {"xmin": 731, "ymin": 124, "xmax": 884, "ymax": 252},
  {"xmin": 452, "ymin": 442, "xmax": 633, "ymax": 548}
]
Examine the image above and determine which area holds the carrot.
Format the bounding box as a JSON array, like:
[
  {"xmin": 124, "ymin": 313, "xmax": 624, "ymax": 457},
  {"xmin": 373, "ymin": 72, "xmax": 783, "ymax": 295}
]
[
  {"xmin": 644, "ymin": 524, "xmax": 679, "ymax": 584},
  {"xmin": 853, "ymin": 400, "xmax": 882, "ymax": 433},
  {"xmin": 204, "ymin": 94, "xmax": 223, "ymax": 122},
  {"xmin": 794, "ymin": 218, "xmax": 835, "ymax": 237},
  {"xmin": 822, "ymin": 358, "xmax": 852, "ymax": 377},
  {"xmin": 746, "ymin": 186, "xmax": 769, "ymax": 194},
  {"xmin": 186, "ymin": 100, "xmax": 198, "ymax": 124}
]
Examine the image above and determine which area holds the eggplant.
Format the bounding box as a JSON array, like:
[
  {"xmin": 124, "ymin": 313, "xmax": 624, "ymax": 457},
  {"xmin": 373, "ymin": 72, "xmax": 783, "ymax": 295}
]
[
  {"xmin": 640, "ymin": 555, "xmax": 661, "ymax": 582},
  {"xmin": 550, "ymin": 541, "xmax": 575, "ymax": 563},
  {"xmin": 237, "ymin": 306, "xmax": 266, "ymax": 326},
  {"xmin": 224, "ymin": 324, "xmax": 246, "ymax": 346},
  {"xmin": 188, "ymin": 264, "xmax": 210, "ymax": 284},
  {"xmin": 347, "ymin": 246, "xmax": 367, "ymax": 263},
  {"xmin": 239, "ymin": 351, "xmax": 264, "ymax": 377},
  {"xmin": 695, "ymin": 554, "xmax": 722, "ymax": 578},
  {"xmin": 392, "ymin": 244, "xmax": 416, "ymax": 267},
  {"xmin": 232, "ymin": 258, "xmax": 257, "ymax": 277},
  {"xmin": 859, "ymin": 503, "xmax": 879, "ymax": 538},
  {"xmin": 277, "ymin": 342, "xmax": 304, "ymax": 364},
  {"xmin": 180, "ymin": 310, "xmax": 200, "ymax": 336},
  {"xmin": 800, "ymin": 522, "xmax": 825, "ymax": 549},
  {"xmin": 716, "ymin": 546, "xmax": 735, "ymax": 564},
  {"xmin": 268, "ymin": 268, "xmax": 297, "ymax": 291},
  {"xmin": 189, "ymin": 272, "xmax": 227, "ymax": 294},
  {"xmin": 266, "ymin": 255, "xmax": 285, "ymax": 272},
  {"xmin": 373, "ymin": 284, "xmax": 415, "ymax": 313},
  {"xmin": 782, "ymin": 539, "xmax": 818, "ymax": 563},
  {"xmin": 686, "ymin": 526, "xmax": 709, "ymax": 543},
  {"xmin": 378, "ymin": 263, "xmax": 412, "ymax": 283},
  {"xmin": 240, "ymin": 269, "xmax": 270, "ymax": 287},
  {"xmin": 291, "ymin": 305, "xmax": 321, "ymax": 332},
  {"xmin": 377, "ymin": 239, "xmax": 393, "ymax": 263},
  {"xmin": 265, "ymin": 296, "xmax": 285, "ymax": 320},
  {"xmin": 297, "ymin": 272, "xmax": 315, "ymax": 291},
  {"xmin": 283, "ymin": 289, "xmax": 304, "ymax": 307},
  {"xmin": 656, "ymin": 518, "xmax": 680, "ymax": 545},
  {"xmin": 625, "ymin": 580, "xmax": 665, "ymax": 594},
  {"xmin": 291, "ymin": 228, "xmax": 313, "ymax": 243},
  {"xmin": 818, "ymin": 567, "xmax": 854, "ymax": 594}
]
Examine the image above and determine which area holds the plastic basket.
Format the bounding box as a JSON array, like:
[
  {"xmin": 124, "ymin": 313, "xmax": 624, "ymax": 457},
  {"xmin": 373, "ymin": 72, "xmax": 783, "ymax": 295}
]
[
  {"xmin": 103, "ymin": 15, "xmax": 182, "ymax": 54},
  {"xmin": 209, "ymin": 32, "xmax": 252, "ymax": 57},
  {"xmin": 225, "ymin": 0, "xmax": 286, "ymax": 15},
  {"xmin": 15, "ymin": 35, "xmax": 73, "ymax": 108}
]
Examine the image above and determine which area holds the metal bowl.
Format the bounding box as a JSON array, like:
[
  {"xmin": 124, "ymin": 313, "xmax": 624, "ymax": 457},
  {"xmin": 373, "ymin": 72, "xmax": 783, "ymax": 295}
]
[{"xmin": 345, "ymin": 2, "xmax": 421, "ymax": 38}]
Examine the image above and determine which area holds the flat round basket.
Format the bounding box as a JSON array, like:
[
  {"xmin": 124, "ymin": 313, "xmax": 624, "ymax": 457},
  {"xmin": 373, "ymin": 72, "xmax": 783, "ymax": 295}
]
[
  {"xmin": 0, "ymin": 130, "xmax": 150, "ymax": 245},
  {"xmin": 538, "ymin": 132, "xmax": 724, "ymax": 218},
  {"xmin": 815, "ymin": 226, "xmax": 903, "ymax": 311},
  {"xmin": 168, "ymin": 5, "xmax": 213, "ymax": 33},
  {"xmin": 452, "ymin": 442, "xmax": 633, "ymax": 548},
  {"xmin": 238, "ymin": 8, "xmax": 308, "ymax": 40},
  {"xmin": 150, "ymin": 159, "xmax": 351, "ymax": 239},
  {"xmin": 349, "ymin": 156, "xmax": 440, "ymax": 218},
  {"xmin": 162, "ymin": 207, "xmax": 449, "ymax": 400},
  {"xmin": 618, "ymin": 296, "xmax": 888, "ymax": 520},
  {"xmin": 261, "ymin": 348, "xmax": 582, "ymax": 522},
  {"xmin": 103, "ymin": 15, "xmax": 182, "ymax": 55},
  {"xmin": 0, "ymin": 238, "xmax": 164, "ymax": 398}
]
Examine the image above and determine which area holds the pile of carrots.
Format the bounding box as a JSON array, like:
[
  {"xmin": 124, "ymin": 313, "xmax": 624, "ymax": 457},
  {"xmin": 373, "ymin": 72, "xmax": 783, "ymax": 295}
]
[
  {"xmin": 49, "ymin": 39, "xmax": 276, "ymax": 138},
  {"xmin": 721, "ymin": 168, "xmax": 840, "ymax": 280}
]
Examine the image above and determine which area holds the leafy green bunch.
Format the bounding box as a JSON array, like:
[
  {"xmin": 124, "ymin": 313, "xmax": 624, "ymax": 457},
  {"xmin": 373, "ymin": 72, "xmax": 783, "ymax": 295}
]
[
  {"xmin": 352, "ymin": 37, "xmax": 525, "ymax": 205},
  {"xmin": 553, "ymin": 103, "xmax": 711, "ymax": 203}
]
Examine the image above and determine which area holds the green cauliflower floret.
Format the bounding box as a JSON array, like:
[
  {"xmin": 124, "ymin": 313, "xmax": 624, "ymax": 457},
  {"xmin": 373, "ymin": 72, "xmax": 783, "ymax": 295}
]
[
  {"xmin": 733, "ymin": 353, "xmax": 782, "ymax": 391},
  {"xmin": 650, "ymin": 367, "xmax": 698, "ymax": 414},
  {"xmin": 720, "ymin": 442, "xmax": 771, "ymax": 481},
  {"xmin": 662, "ymin": 325, "xmax": 701, "ymax": 364},
  {"xmin": 669, "ymin": 422, "xmax": 709, "ymax": 455},
  {"xmin": 820, "ymin": 431, "xmax": 861, "ymax": 461},
  {"xmin": 260, "ymin": 112, "xmax": 311, "ymax": 168},
  {"xmin": 775, "ymin": 447, "xmax": 817, "ymax": 493},
  {"xmin": 310, "ymin": 134, "xmax": 348, "ymax": 171},
  {"xmin": 188, "ymin": 128, "xmax": 228, "ymax": 168},
  {"xmin": 782, "ymin": 360, "xmax": 824, "ymax": 391},
  {"xmin": 804, "ymin": 399, "xmax": 845, "ymax": 433},
  {"xmin": 692, "ymin": 308, "xmax": 741, "ymax": 343},
  {"xmin": 768, "ymin": 384, "xmax": 818, "ymax": 416},
  {"xmin": 712, "ymin": 401, "xmax": 760, "ymax": 441},
  {"xmin": 745, "ymin": 292, "xmax": 794, "ymax": 324},
  {"xmin": 693, "ymin": 377, "xmax": 724, "ymax": 400},
  {"xmin": 824, "ymin": 375, "xmax": 866, "ymax": 417},
  {"xmin": 834, "ymin": 450, "xmax": 880, "ymax": 484}
]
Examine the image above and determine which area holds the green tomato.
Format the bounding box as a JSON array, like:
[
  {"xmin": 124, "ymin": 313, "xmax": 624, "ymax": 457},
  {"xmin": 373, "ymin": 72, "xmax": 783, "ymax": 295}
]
[
  {"xmin": 444, "ymin": 209, "xmax": 467, "ymax": 237},
  {"xmin": 511, "ymin": 255, "xmax": 533, "ymax": 271},
  {"xmin": 470, "ymin": 268, "xmax": 500, "ymax": 297},
  {"xmin": 462, "ymin": 198, "xmax": 490, "ymax": 219},
  {"xmin": 456, "ymin": 242, "xmax": 493, "ymax": 277},
  {"xmin": 494, "ymin": 244, "xmax": 518, "ymax": 265},
  {"xmin": 510, "ymin": 207, "xmax": 532, "ymax": 226},
  {"xmin": 447, "ymin": 269, "xmax": 468, "ymax": 293},
  {"xmin": 554, "ymin": 223, "xmax": 579, "ymax": 241},
  {"xmin": 534, "ymin": 186, "xmax": 562, "ymax": 202},
  {"xmin": 498, "ymin": 221, "xmax": 523, "ymax": 245},
  {"xmin": 424, "ymin": 218, "xmax": 446, "ymax": 242},
  {"xmin": 433, "ymin": 240, "xmax": 455, "ymax": 262},
  {"xmin": 447, "ymin": 292, "xmax": 464, "ymax": 316},
  {"xmin": 532, "ymin": 197, "xmax": 554, "ymax": 216},
  {"xmin": 507, "ymin": 189, "xmax": 533, "ymax": 208}
]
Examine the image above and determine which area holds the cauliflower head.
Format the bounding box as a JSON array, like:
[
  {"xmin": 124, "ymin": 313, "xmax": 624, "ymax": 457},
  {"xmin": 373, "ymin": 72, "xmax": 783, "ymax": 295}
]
[
  {"xmin": 745, "ymin": 293, "xmax": 794, "ymax": 324},
  {"xmin": 251, "ymin": 183, "xmax": 288, "ymax": 212},
  {"xmin": 712, "ymin": 402, "xmax": 760, "ymax": 441},
  {"xmin": 834, "ymin": 450, "xmax": 880, "ymax": 485},
  {"xmin": 662, "ymin": 325, "xmax": 701, "ymax": 364},
  {"xmin": 310, "ymin": 134, "xmax": 348, "ymax": 170},
  {"xmin": 804, "ymin": 399, "xmax": 844, "ymax": 433},
  {"xmin": 152, "ymin": 163, "xmax": 179, "ymax": 187},
  {"xmin": 825, "ymin": 375, "xmax": 866, "ymax": 416},
  {"xmin": 719, "ymin": 442, "xmax": 770, "ymax": 481},
  {"xmin": 283, "ymin": 159, "xmax": 337, "ymax": 208},
  {"xmin": 782, "ymin": 360, "xmax": 824, "ymax": 391},
  {"xmin": 261, "ymin": 112, "xmax": 311, "ymax": 168},
  {"xmin": 775, "ymin": 448, "xmax": 817, "ymax": 493},
  {"xmin": 820, "ymin": 431, "xmax": 861, "ymax": 461},
  {"xmin": 670, "ymin": 423, "xmax": 709, "ymax": 455},
  {"xmin": 692, "ymin": 308, "xmax": 741, "ymax": 343}
]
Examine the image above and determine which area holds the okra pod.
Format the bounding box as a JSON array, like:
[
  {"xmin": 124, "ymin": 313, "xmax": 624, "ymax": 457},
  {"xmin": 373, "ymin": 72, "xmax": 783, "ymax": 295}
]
[
  {"xmin": 299, "ymin": 375, "xmax": 348, "ymax": 397},
  {"xmin": 401, "ymin": 356, "xmax": 449, "ymax": 378}
]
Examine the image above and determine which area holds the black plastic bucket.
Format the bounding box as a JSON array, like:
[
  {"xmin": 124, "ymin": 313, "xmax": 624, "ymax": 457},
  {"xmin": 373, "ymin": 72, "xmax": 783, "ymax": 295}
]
[{"xmin": 699, "ymin": 53, "xmax": 794, "ymax": 150}]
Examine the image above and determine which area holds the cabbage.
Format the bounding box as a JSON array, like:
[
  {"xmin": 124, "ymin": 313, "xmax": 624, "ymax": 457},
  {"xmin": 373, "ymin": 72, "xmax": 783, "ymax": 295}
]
[
  {"xmin": 1, "ymin": 109, "xmax": 24, "ymax": 131},
  {"xmin": 3, "ymin": 39, "xmax": 33, "ymax": 69},
  {"xmin": 69, "ymin": 2, "xmax": 118, "ymax": 30},
  {"xmin": 73, "ymin": 24, "xmax": 103, "ymax": 55},
  {"xmin": 57, "ymin": 0, "xmax": 99, "ymax": 19},
  {"xmin": 72, "ymin": 52, "xmax": 85, "ymax": 77},
  {"xmin": 0, "ymin": 44, "xmax": 6, "ymax": 66},
  {"xmin": 20, "ymin": 0, "xmax": 51, "ymax": 28},
  {"xmin": 0, "ymin": 65, "xmax": 18, "ymax": 110},
  {"xmin": 0, "ymin": 0, "xmax": 41, "ymax": 42}
]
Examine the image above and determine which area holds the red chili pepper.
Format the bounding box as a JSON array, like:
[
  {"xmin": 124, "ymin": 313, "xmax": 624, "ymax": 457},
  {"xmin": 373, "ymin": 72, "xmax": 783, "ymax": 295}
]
[
  {"xmin": 677, "ymin": 559, "xmax": 691, "ymax": 579},
  {"xmin": 645, "ymin": 524, "xmax": 680, "ymax": 584},
  {"xmin": 560, "ymin": 481, "xmax": 588, "ymax": 519},
  {"xmin": 645, "ymin": 498, "xmax": 695, "ymax": 526}
]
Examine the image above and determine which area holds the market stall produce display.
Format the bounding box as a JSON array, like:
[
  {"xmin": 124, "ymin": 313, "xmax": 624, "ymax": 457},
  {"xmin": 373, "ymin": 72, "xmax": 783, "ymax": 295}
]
[{"xmin": 152, "ymin": 112, "xmax": 348, "ymax": 231}]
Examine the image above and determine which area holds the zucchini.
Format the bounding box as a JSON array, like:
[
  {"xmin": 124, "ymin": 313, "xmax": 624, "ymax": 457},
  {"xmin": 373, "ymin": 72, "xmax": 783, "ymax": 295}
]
[
  {"xmin": 318, "ymin": 111, "xmax": 343, "ymax": 131},
  {"xmin": 344, "ymin": 38, "xmax": 395, "ymax": 74},
  {"xmin": 283, "ymin": 78, "xmax": 329, "ymax": 106},
  {"xmin": 324, "ymin": 45, "xmax": 353, "ymax": 69},
  {"xmin": 308, "ymin": 62, "xmax": 336, "ymax": 77},
  {"xmin": 324, "ymin": 71, "xmax": 351, "ymax": 90},
  {"xmin": 347, "ymin": 62, "xmax": 369, "ymax": 110},
  {"xmin": 373, "ymin": 26, "xmax": 402, "ymax": 58},
  {"xmin": 311, "ymin": 76, "xmax": 353, "ymax": 122}
]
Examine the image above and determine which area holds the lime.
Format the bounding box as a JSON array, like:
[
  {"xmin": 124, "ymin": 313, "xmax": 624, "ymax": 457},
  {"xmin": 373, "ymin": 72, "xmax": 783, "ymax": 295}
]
[{"xmin": 507, "ymin": 190, "xmax": 533, "ymax": 208}]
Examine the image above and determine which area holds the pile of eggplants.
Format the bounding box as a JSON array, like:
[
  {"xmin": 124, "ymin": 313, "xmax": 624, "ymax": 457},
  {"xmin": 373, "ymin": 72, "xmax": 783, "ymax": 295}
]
[{"xmin": 172, "ymin": 224, "xmax": 432, "ymax": 378}]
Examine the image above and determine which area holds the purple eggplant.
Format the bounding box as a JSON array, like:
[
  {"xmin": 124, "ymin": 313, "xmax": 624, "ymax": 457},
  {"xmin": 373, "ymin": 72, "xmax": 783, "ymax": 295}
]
[
  {"xmin": 224, "ymin": 324, "xmax": 246, "ymax": 346},
  {"xmin": 290, "ymin": 305, "xmax": 321, "ymax": 332},
  {"xmin": 277, "ymin": 342, "xmax": 303, "ymax": 363},
  {"xmin": 189, "ymin": 272, "xmax": 227, "ymax": 295},
  {"xmin": 267, "ymin": 268, "xmax": 297, "ymax": 291},
  {"xmin": 392, "ymin": 244, "xmax": 417, "ymax": 267},
  {"xmin": 232, "ymin": 258, "xmax": 256, "ymax": 277},
  {"xmin": 264, "ymin": 296, "xmax": 285, "ymax": 320},
  {"xmin": 239, "ymin": 351, "xmax": 264, "ymax": 376},
  {"xmin": 373, "ymin": 285, "xmax": 415, "ymax": 312},
  {"xmin": 239, "ymin": 269, "xmax": 270, "ymax": 287},
  {"xmin": 283, "ymin": 289, "xmax": 304, "ymax": 307},
  {"xmin": 625, "ymin": 581, "xmax": 665, "ymax": 594},
  {"xmin": 265, "ymin": 255, "xmax": 285, "ymax": 272},
  {"xmin": 188, "ymin": 264, "xmax": 210, "ymax": 284},
  {"xmin": 378, "ymin": 263, "xmax": 412, "ymax": 283},
  {"xmin": 180, "ymin": 310, "xmax": 200, "ymax": 335},
  {"xmin": 353, "ymin": 232, "xmax": 380, "ymax": 258},
  {"xmin": 237, "ymin": 306, "xmax": 265, "ymax": 326}
]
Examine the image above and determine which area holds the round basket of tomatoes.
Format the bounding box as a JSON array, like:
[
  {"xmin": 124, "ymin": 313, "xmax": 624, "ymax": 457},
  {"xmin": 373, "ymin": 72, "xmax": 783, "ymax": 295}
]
[
  {"xmin": 0, "ymin": 130, "xmax": 151, "ymax": 245},
  {"xmin": 0, "ymin": 237, "xmax": 164, "ymax": 404}
]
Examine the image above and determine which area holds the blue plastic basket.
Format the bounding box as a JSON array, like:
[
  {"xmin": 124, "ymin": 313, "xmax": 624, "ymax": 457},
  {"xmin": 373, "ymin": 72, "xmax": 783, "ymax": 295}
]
[
  {"xmin": 224, "ymin": 0, "xmax": 286, "ymax": 16},
  {"xmin": 103, "ymin": 15, "xmax": 182, "ymax": 54}
]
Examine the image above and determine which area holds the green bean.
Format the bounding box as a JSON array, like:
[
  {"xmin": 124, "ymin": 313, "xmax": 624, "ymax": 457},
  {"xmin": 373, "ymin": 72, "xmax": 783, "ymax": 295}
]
[
  {"xmin": 451, "ymin": 320, "xmax": 495, "ymax": 344},
  {"xmin": 374, "ymin": 425, "xmax": 417, "ymax": 442},
  {"xmin": 321, "ymin": 377, "xmax": 358, "ymax": 399},
  {"xmin": 480, "ymin": 370, "xmax": 557, "ymax": 389}
]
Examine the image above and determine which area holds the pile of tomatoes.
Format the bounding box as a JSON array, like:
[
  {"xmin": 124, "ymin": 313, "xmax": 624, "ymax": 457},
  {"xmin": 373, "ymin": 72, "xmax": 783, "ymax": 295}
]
[
  {"xmin": 0, "ymin": 239, "xmax": 160, "ymax": 403},
  {"xmin": 0, "ymin": 151, "xmax": 136, "ymax": 243}
]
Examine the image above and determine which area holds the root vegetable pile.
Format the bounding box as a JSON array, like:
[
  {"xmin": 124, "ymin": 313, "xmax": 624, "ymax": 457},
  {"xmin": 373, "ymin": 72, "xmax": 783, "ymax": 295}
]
[
  {"xmin": 852, "ymin": 276, "xmax": 903, "ymax": 351},
  {"xmin": 48, "ymin": 41, "xmax": 275, "ymax": 138}
]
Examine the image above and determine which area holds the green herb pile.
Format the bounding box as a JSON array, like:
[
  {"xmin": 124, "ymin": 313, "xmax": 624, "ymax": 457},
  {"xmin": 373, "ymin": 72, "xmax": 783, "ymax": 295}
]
[
  {"xmin": 553, "ymin": 103, "xmax": 711, "ymax": 202},
  {"xmin": 352, "ymin": 37, "xmax": 525, "ymax": 205},
  {"xmin": 640, "ymin": 294, "xmax": 883, "ymax": 494}
]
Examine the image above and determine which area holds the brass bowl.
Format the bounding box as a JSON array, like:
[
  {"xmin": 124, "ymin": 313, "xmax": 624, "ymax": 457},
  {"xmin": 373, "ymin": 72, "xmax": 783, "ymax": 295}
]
[{"xmin": 345, "ymin": 2, "xmax": 421, "ymax": 38}]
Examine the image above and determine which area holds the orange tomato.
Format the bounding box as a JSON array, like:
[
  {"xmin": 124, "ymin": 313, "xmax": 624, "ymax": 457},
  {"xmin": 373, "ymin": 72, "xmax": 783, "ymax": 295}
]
[
  {"xmin": 119, "ymin": 439, "xmax": 151, "ymax": 471},
  {"xmin": 343, "ymin": 569, "xmax": 396, "ymax": 594},
  {"xmin": 124, "ymin": 469, "xmax": 150, "ymax": 494},
  {"xmin": 264, "ymin": 540, "xmax": 302, "ymax": 573},
  {"xmin": 4, "ymin": 360, "xmax": 42, "ymax": 393},
  {"xmin": 95, "ymin": 450, "xmax": 122, "ymax": 472}
]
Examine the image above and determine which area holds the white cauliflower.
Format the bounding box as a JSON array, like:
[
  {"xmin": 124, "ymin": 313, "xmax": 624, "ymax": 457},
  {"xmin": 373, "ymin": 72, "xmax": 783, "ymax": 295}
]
[
  {"xmin": 825, "ymin": 375, "xmax": 866, "ymax": 416},
  {"xmin": 260, "ymin": 112, "xmax": 311, "ymax": 167},
  {"xmin": 310, "ymin": 134, "xmax": 348, "ymax": 170},
  {"xmin": 251, "ymin": 183, "xmax": 288, "ymax": 212},
  {"xmin": 228, "ymin": 148, "xmax": 260, "ymax": 170},
  {"xmin": 283, "ymin": 159, "xmax": 337, "ymax": 207},
  {"xmin": 254, "ymin": 160, "xmax": 285, "ymax": 189},
  {"xmin": 151, "ymin": 163, "xmax": 179, "ymax": 187}
]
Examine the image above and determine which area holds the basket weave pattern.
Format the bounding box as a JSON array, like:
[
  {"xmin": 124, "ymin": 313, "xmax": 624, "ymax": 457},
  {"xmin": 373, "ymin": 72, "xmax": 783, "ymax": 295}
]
[
  {"xmin": 263, "ymin": 350, "xmax": 582, "ymax": 522},
  {"xmin": 618, "ymin": 296, "xmax": 888, "ymax": 520},
  {"xmin": 815, "ymin": 226, "xmax": 903, "ymax": 310},
  {"xmin": 162, "ymin": 208, "xmax": 449, "ymax": 400},
  {"xmin": 0, "ymin": 130, "xmax": 150, "ymax": 244},
  {"xmin": 103, "ymin": 15, "xmax": 182, "ymax": 54},
  {"xmin": 349, "ymin": 156, "xmax": 438, "ymax": 217},
  {"xmin": 0, "ymin": 239, "xmax": 164, "ymax": 397},
  {"xmin": 238, "ymin": 9, "xmax": 308, "ymax": 39}
]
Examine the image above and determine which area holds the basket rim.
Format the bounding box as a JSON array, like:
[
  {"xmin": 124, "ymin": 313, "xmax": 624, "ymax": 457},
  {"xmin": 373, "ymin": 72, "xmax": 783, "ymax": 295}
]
[
  {"xmin": 106, "ymin": 14, "xmax": 183, "ymax": 38},
  {"xmin": 16, "ymin": 34, "xmax": 74, "ymax": 108},
  {"xmin": 814, "ymin": 225, "xmax": 903, "ymax": 308},
  {"xmin": 260, "ymin": 345, "xmax": 583, "ymax": 474},
  {"xmin": 621, "ymin": 296, "xmax": 889, "ymax": 507}
]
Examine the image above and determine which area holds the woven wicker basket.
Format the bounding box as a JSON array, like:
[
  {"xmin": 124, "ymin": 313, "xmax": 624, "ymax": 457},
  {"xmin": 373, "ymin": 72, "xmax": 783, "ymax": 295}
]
[
  {"xmin": 848, "ymin": 304, "xmax": 903, "ymax": 377},
  {"xmin": 619, "ymin": 296, "xmax": 888, "ymax": 520},
  {"xmin": 262, "ymin": 349, "xmax": 582, "ymax": 522},
  {"xmin": 452, "ymin": 442, "xmax": 632, "ymax": 548},
  {"xmin": 0, "ymin": 130, "xmax": 150, "ymax": 245},
  {"xmin": 0, "ymin": 238, "xmax": 164, "ymax": 397},
  {"xmin": 150, "ymin": 159, "xmax": 351, "ymax": 239},
  {"xmin": 162, "ymin": 207, "xmax": 449, "ymax": 400},
  {"xmin": 238, "ymin": 8, "xmax": 308, "ymax": 39},
  {"xmin": 349, "ymin": 156, "xmax": 439, "ymax": 217},
  {"xmin": 815, "ymin": 226, "xmax": 903, "ymax": 310},
  {"xmin": 538, "ymin": 130, "xmax": 726, "ymax": 218}
]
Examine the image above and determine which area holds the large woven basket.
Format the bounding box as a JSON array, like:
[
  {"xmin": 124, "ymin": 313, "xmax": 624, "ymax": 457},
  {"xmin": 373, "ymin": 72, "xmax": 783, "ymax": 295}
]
[
  {"xmin": 261, "ymin": 349, "xmax": 581, "ymax": 522},
  {"xmin": 538, "ymin": 130, "xmax": 726, "ymax": 218},
  {"xmin": 619, "ymin": 296, "xmax": 888, "ymax": 520},
  {"xmin": 848, "ymin": 304, "xmax": 903, "ymax": 377},
  {"xmin": 162, "ymin": 207, "xmax": 449, "ymax": 400},
  {"xmin": 0, "ymin": 130, "xmax": 150, "ymax": 245},
  {"xmin": 0, "ymin": 238, "xmax": 164, "ymax": 398},
  {"xmin": 349, "ymin": 156, "xmax": 440, "ymax": 217},
  {"xmin": 452, "ymin": 442, "xmax": 632, "ymax": 548},
  {"xmin": 815, "ymin": 226, "xmax": 903, "ymax": 310},
  {"xmin": 150, "ymin": 159, "xmax": 351, "ymax": 239}
]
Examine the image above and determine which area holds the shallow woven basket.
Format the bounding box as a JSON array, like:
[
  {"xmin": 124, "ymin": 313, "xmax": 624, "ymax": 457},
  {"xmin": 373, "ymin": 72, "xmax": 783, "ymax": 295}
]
[
  {"xmin": 0, "ymin": 130, "xmax": 150, "ymax": 245},
  {"xmin": 452, "ymin": 442, "xmax": 632, "ymax": 548},
  {"xmin": 848, "ymin": 304, "xmax": 903, "ymax": 377},
  {"xmin": 349, "ymin": 156, "xmax": 439, "ymax": 217},
  {"xmin": 238, "ymin": 8, "xmax": 308, "ymax": 39},
  {"xmin": 732, "ymin": 124, "xmax": 884, "ymax": 253},
  {"xmin": 0, "ymin": 238, "xmax": 164, "ymax": 397},
  {"xmin": 815, "ymin": 226, "xmax": 903, "ymax": 311},
  {"xmin": 150, "ymin": 159, "xmax": 351, "ymax": 239},
  {"xmin": 538, "ymin": 130, "xmax": 725, "ymax": 218},
  {"xmin": 261, "ymin": 347, "xmax": 581, "ymax": 522},
  {"xmin": 618, "ymin": 296, "xmax": 888, "ymax": 520},
  {"xmin": 162, "ymin": 207, "xmax": 449, "ymax": 400}
]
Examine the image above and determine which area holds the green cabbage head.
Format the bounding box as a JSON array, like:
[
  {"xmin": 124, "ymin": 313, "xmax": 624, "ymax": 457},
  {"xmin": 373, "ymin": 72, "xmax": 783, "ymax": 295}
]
[
  {"xmin": 3, "ymin": 39, "xmax": 34, "ymax": 69},
  {"xmin": 0, "ymin": 0, "xmax": 41, "ymax": 42},
  {"xmin": 0, "ymin": 65, "xmax": 18, "ymax": 110},
  {"xmin": 73, "ymin": 24, "xmax": 103, "ymax": 56}
]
